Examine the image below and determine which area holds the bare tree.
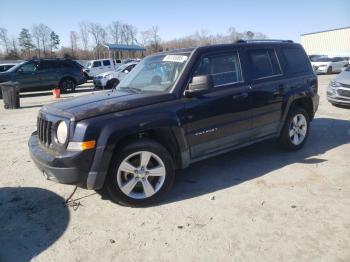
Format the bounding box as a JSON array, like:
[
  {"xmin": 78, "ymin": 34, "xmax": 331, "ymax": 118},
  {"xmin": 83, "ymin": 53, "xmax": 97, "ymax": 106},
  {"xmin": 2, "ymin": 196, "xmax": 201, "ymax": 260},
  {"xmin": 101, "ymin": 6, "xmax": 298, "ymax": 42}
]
[
  {"xmin": 32, "ymin": 24, "xmax": 52, "ymax": 57},
  {"xmin": 0, "ymin": 27, "xmax": 10, "ymax": 54},
  {"xmin": 70, "ymin": 31, "xmax": 79, "ymax": 56},
  {"xmin": 88, "ymin": 23, "xmax": 106, "ymax": 47},
  {"xmin": 150, "ymin": 26, "xmax": 161, "ymax": 52},
  {"xmin": 108, "ymin": 21, "xmax": 122, "ymax": 44},
  {"xmin": 79, "ymin": 22, "xmax": 89, "ymax": 50}
]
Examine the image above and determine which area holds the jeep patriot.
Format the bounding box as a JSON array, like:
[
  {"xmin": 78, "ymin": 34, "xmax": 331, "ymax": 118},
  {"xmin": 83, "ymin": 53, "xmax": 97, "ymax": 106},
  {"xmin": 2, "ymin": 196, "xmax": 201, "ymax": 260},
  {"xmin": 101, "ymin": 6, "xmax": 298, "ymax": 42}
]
[{"xmin": 28, "ymin": 40, "xmax": 319, "ymax": 206}]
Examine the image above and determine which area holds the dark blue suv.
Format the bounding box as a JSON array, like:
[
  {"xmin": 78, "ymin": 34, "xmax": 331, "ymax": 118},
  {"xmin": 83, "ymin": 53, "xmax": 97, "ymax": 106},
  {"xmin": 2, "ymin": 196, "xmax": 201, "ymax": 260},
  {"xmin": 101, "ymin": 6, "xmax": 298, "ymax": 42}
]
[
  {"xmin": 29, "ymin": 40, "xmax": 319, "ymax": 207},
  {"xmin": 0, "ymin": 59, "xmax": 86, "ymax": 98}
]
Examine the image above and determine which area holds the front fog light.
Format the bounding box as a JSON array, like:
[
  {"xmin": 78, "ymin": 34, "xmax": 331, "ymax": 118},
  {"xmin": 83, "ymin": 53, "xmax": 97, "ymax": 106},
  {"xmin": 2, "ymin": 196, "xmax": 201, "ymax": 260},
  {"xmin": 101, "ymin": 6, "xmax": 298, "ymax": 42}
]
[
  {"xmin": 330, "ymin": 81, "xmax": 341, "ymax": 88},
  {"xmin": 56, "ymin": 121, "xmax": 68, "ymax": 144}
]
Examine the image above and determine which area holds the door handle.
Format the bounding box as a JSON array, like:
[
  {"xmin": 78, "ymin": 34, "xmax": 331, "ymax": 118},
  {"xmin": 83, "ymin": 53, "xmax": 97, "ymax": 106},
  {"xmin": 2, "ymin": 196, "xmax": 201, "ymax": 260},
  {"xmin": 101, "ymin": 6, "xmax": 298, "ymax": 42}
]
[{"xmin": 232, "ymin": 92, "xmax": 248, "ymax": 100}]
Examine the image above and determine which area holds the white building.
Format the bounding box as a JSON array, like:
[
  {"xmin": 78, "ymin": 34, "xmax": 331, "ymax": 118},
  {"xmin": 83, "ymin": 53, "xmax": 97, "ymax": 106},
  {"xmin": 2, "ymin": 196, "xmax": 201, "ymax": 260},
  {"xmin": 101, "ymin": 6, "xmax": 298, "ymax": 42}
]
[{"xmin": 300, "ymin": 27, "xmax": 350, "ymax": 57}]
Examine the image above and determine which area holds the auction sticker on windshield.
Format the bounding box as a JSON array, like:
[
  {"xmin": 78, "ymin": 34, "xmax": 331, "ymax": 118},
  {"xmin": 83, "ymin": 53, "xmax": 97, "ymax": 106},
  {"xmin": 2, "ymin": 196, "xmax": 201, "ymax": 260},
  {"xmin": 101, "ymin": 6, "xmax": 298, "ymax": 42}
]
[{"xmin": 163, "ymin": 55, "xmax": 188, "ymax": 63}]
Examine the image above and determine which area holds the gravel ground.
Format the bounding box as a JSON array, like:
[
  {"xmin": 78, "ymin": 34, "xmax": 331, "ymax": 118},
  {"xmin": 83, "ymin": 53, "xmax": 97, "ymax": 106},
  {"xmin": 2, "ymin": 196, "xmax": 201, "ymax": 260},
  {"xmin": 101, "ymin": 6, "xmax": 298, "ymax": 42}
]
[{"xmin": 0, "ymin": 76, "xmax": 349, "ymax": 262}]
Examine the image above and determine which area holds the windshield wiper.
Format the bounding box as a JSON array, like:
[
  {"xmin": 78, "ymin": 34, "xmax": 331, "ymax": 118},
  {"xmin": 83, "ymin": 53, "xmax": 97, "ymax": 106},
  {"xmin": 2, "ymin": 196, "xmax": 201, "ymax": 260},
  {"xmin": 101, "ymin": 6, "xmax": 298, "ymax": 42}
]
[{"xmin": 118, "ymin": 86, "xmax": 142, "ymax": 93}]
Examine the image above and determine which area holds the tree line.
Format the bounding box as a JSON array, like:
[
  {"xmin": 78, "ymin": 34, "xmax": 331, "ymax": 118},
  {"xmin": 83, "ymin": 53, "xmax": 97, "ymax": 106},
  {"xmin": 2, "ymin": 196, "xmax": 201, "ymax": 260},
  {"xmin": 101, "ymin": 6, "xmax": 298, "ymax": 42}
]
[{"xmin": 0, "ymin": 22, "xmax": 267, "ymax": 60}]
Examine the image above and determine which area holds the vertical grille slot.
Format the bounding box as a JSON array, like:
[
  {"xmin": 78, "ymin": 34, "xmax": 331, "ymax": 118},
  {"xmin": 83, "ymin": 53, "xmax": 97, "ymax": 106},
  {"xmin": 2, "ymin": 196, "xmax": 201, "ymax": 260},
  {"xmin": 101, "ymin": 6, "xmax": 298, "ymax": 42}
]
[{"xmin": 37, "ymin": 117, "xmax": 53, "ymax": 146}]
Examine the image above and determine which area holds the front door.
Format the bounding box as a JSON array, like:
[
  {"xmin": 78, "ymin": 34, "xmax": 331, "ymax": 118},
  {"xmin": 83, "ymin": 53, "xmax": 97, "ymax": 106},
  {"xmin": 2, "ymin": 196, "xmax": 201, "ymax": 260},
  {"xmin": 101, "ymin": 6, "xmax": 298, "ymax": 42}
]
[
  {"xmin": 183, "ymin": 51, "xmax": 252, "ymax": 159},
  {"xmin": 15, "ymin": 61, "xmax": 40, "ymax": 91}
]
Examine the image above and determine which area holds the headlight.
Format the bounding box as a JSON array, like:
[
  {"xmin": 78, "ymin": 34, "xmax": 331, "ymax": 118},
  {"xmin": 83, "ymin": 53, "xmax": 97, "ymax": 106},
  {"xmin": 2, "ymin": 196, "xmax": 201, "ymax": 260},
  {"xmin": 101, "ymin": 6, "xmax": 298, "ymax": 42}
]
[
  {"xmin": 330, "ymin": 81, "xmax": 341, "ymax": 88},
  {"xmin": 56, "ymin": 121, "xmax": 68, "ymax": 144},
  {"xmin": 105, "ymin": 74, "xmax": 112, "ymax": 80}
]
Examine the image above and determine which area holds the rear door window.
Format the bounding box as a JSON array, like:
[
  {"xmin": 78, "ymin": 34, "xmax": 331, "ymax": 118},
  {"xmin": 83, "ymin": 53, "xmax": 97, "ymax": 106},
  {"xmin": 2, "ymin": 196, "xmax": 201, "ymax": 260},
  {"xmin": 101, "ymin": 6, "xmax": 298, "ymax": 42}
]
[
  {"xmin": 282, "ymin": 47, "xmax": 310, "ymax": 74},
  {"xmin": 193, "ymin": 52, "xmax": 243, "ymax": 87},
  {"xmin": 103, "ymin": 60, "xmax": 111, "ymax": 66},
  {"xmin": 247, "ymin": 49, "xmax": 281, "ymax": 79},
  {"xmin": 38, "ymin": 61, "xmax": 53, "ymax": 71}
]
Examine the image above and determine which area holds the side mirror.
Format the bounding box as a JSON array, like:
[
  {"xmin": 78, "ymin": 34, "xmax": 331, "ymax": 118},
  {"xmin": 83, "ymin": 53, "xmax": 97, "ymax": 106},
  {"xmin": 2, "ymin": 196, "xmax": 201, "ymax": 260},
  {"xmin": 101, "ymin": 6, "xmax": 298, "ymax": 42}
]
[{"xmin": 185, "ymin": 75, "xmax": 213, "ymax": 97}]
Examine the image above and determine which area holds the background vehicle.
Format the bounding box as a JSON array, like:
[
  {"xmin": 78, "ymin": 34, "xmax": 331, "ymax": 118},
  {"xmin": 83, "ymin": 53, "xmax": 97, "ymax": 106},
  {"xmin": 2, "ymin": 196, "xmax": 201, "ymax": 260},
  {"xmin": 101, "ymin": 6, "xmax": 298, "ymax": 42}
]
[
  {"xmin": 311, "ymin": 57, "xmax": 348, "ymax": 74},
  {"xmin": 327, "ymin": 66, "xmax": 350, "ymax": 106},
  {"xmin": 93, "ymin": 62, "xmax": 138, "ymax": 89},
  {"xmin": 83, "ymin": 59, "xmax": 115, "ymax": 78},
  {"xmin": 0, "ymin": 63, "xmax": 17, "ymax": 72},
  {"xmin": 29, "ymin": 41, "xmax": 319, "ymax": 207},
  {"xmin": 0, "ymin": 59, "xmax": 85, "ymax": 98}
]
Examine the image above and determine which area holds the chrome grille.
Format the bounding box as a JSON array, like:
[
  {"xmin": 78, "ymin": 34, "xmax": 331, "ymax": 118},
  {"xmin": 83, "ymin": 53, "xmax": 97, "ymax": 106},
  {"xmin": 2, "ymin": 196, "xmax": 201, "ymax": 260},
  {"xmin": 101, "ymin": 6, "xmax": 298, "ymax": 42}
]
[
  {"xmin": 338, "ymin": 89, "xmax": 350, "ymax": 97},
  {"xmin": 37, "ymin": 117, "xmax": 53, "ymax": 146}
]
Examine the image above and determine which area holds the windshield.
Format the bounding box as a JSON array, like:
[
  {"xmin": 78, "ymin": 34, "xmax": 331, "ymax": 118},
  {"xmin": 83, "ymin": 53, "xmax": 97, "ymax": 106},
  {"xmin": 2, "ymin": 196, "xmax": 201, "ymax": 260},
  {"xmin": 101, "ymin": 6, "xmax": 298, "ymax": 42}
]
[
  {"xmin": 6, "ymin": 61, "xmax": 26, "ymax": 72},
  {"xmin": 314, "ymin": 57, "xmax": 332, "ymax": 62},
  {"xmin": 117, "ymin": 53, "xmax": 190, "ymax": 93},
  {"xmin": 86, "ymin": 62, "xmax": 92, "ymax": 68}
]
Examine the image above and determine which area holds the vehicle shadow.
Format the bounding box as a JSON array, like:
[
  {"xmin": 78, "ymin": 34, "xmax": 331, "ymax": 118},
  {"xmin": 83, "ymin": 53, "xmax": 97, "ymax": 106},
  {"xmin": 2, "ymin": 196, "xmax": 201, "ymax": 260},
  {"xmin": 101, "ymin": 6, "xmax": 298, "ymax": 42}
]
[
  {"xmin": 162, "ymin": 117, "xmax": 350, "ymax": 204},
  {"xmin": 0, "ymin": 187, "xmax": 69, "ymax": 262}
]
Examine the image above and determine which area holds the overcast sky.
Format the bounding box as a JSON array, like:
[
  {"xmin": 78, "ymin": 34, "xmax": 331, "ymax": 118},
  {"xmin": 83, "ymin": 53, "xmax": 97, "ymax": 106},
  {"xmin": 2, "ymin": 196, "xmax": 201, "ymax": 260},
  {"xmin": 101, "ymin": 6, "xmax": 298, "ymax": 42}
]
[{"xmin": 1, "ymin": 0, "xmax": 349, "ymax": 46}]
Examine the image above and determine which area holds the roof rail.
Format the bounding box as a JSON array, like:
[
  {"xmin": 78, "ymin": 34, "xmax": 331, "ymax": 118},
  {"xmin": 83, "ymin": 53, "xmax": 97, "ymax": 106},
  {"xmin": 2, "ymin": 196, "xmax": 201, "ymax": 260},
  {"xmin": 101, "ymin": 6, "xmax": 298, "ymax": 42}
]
[{"xmin": 235, "ymin": 39, "xmax": 294, "ymax": 43}]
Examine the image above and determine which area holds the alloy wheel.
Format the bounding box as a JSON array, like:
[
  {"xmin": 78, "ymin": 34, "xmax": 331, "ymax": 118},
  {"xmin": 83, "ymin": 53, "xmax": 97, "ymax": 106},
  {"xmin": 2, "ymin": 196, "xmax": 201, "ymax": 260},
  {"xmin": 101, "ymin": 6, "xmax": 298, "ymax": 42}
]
[
  {"xmin": 116, "ymin": 151, "xmax": 166, "ymax": 199},
  {"xmin": 289, "ymin": 114, "xmax": 307, "ymax": 145}
]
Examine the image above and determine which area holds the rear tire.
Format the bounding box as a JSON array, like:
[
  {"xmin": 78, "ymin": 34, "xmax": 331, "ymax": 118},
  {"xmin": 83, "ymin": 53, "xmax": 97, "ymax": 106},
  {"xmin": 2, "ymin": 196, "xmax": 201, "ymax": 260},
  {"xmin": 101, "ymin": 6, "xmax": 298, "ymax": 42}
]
[
  {"xmin": 59, "ymin": 78, "xmax": 76, "ymax": 93},
  {"xmin": 278, "ymin": 106, "xmax": 310, "ymax": 150},
  {"xmin": 105, "ymin": 139, "xmax": 175, "ymax": 207}
]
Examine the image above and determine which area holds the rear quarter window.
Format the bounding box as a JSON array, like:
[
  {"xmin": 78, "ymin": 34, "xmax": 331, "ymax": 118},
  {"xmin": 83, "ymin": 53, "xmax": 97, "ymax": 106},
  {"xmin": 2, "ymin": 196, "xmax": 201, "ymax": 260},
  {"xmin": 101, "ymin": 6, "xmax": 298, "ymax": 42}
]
[{"xmin": 282, "ymin": 47, "xmax": 311, "ymax": 74}]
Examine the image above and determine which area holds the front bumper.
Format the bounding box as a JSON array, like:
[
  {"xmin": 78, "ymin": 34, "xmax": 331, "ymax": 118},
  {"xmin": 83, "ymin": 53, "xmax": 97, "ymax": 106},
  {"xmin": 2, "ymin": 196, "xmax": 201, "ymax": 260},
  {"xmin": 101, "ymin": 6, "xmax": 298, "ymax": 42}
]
[
  {"xmin": 313, "ymin": 66, "xmax": 328, "ymax": 74},
  {"xmin": 93, "ymin": 78, "xmax": 108, "ymax": 88},
  {"xmin": 327, "ymin": 86, "xmax": 350, "ymax": 105},
  {"xmin": 28, "ymin": 132, "xmax": 94, "ymax": 187}
]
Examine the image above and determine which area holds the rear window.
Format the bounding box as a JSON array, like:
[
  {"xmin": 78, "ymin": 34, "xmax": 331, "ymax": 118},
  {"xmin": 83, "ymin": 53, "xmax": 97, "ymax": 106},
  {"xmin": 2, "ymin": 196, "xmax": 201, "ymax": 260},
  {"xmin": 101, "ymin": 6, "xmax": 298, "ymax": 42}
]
[
  {"xmin": 103, "ymin": 60, "xmax": 111, "ymax": 66},
  {"xmin": 282, "ymin": 48, "xmax": 310, "ymax": 74},
  {"xmin": 247, "ymin": 49, "xmax": 281, "ymax": 79}
]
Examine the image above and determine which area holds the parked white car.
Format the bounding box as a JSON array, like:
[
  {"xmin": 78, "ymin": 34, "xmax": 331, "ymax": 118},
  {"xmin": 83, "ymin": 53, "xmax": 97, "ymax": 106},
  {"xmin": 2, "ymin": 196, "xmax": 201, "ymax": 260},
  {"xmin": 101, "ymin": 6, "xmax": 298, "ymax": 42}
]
[
  {"xmin": 93, "ymin": 62, "xmax": 138, "ymax": 89},
  {"xmin": 311, "ymin": 57, "xmax": 348, "ymax": 74},
  {"xmin": 83, "ymin": 59, "xmax": 115, "ymax": 78}
]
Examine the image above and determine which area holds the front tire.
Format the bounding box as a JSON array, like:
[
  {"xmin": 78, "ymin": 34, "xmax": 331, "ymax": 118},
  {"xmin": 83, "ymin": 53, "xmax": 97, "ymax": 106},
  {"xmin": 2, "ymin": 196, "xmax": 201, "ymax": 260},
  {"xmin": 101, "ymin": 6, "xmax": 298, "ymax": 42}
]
[
  {"xmin": 278, "ymin": 106, "xmax": 310, "ymax": 150},
  {"xmin": 327, "ymin": 66, "xmax": 333, "ymax": 74},
  {"xmin": 105, "ymin": 139, "xmax": 175, "ymax": 207},
  {"xmin": 106, "ymin": 78, "xmax": 119, "ymax": 89}
]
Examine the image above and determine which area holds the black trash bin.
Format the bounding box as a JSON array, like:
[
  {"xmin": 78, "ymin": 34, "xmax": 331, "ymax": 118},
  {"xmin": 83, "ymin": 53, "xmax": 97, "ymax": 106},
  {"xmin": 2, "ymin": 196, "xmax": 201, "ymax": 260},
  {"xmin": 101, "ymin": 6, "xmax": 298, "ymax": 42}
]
[{"xmin": 1, "ymin": 82, "xmax": 20, "ymax": 109}]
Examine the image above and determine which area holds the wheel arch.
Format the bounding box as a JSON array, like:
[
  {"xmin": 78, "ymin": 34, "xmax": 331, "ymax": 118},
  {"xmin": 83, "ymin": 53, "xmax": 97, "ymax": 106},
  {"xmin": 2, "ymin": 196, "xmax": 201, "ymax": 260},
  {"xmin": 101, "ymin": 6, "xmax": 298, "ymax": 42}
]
[
  {"xmin": 59, "ymin": 76, "xmax": 77, "ymax": 87},
  {"xmin": 86, "ymin": 115, "xmax": 189, "ymax": 190}
]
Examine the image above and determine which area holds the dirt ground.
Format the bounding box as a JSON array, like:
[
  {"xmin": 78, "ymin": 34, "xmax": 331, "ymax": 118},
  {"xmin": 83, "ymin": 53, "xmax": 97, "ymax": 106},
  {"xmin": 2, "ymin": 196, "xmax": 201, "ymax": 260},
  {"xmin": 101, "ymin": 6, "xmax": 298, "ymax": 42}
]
[{"xmin": 0, "ymin": 75, "xmax": 349, "ymax": 262}]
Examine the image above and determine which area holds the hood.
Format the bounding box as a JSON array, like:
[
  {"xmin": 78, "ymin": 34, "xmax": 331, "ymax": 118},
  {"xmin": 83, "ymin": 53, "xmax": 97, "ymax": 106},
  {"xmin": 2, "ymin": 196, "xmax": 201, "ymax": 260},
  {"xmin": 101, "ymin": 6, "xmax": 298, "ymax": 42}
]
[
  {"xmin": 41, "ymin": 90, "xmax": 175, "ymax": 121},
  {"xmin": 0, "ymin": 72, "xmax": 12, "ymax": 82},
  {"xmin": 334, "ymin": 70, "xmax": 350, "ymax": 86},
  {"xmin": 311, "ymin": 61, "xmax": 331, "ymax": 66},
  {"xmin": 97, "ymin": 70, "xmax": 116, "ymax": 78}
]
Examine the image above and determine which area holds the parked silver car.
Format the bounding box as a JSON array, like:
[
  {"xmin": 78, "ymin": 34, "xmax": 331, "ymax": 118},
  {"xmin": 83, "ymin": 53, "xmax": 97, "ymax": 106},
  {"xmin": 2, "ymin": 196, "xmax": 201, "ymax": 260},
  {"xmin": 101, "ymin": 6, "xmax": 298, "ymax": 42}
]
[{"xmin": 327, "ymin": 66, "xmax": 350, "ymax": 106}]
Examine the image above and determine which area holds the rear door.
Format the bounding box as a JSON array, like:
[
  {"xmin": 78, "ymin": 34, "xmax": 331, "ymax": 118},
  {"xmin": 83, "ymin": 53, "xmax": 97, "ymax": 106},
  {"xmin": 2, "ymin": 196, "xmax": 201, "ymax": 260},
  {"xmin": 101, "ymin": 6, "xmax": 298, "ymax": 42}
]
[
  {"xmin": 183, "ymin": 50, "xmax": 252, "ymax": 159},
  {"xmin": 245, "ymin": 47, "xmax": 285, "ymax": 139},
  {"xmin": 36, "ymin": 61, "xmax": 59, "ymax": 89},
  {"xmin": 102, "ymin": 59, "xmax": 113, "ymax": 72}
]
